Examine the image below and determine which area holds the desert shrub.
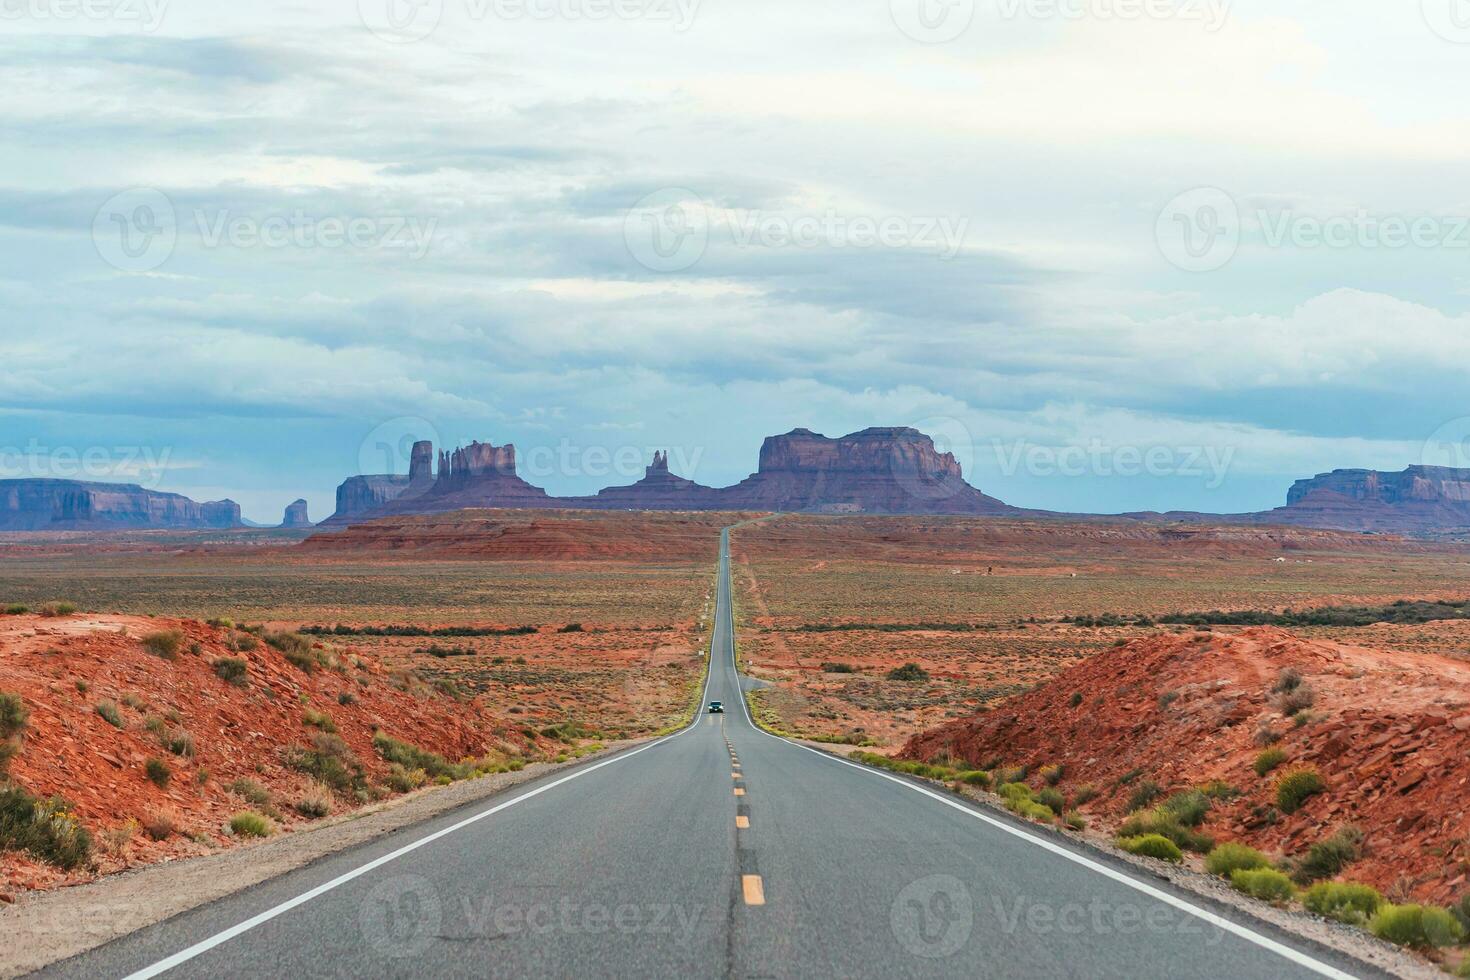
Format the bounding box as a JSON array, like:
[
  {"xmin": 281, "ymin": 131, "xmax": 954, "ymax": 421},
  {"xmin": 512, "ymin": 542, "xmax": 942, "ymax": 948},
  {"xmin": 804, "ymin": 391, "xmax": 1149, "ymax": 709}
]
[
  {"xmin": 1230, "ymin": 868, "xmax": 1295, "ymax": 903},
  {"xmin": 140, "ymin": 809, "xmax": 177, "ymax": 841},
  {"xmin": 997, "ymin": 782, "xmax": 1033, "ymax": 805},
  {"xmin": 0, "ymin": 787, "xmax": 93, "ymax": 869},
  {"xmin": 1068, "ymin": 692, "xmax": 1083, "ymax": 707},
  {"xmin": 0, "ymin": 692, "xmax": 28, "ymax": 741},
  {"xmin": 302, "ymin": 709, "xmax": 336, "ymax": 733},
  {"xmin": 1038, "ymin": 763, "xmax": 1064, "ymax": 786},
  {"xmin": 559, "ymin": 623, "xmax": 584, "ymax": 633},
  {"xmin": 1253, "ymin": 720, "xmax": 1281, "ymax": 747},
  {"xmin": 1158, "ymin": 690, "xmax": 1180, "ymax": 710},
  {"xmin": 1158, "ymin": 789, "xmax": 1210, "ymax": 827},
  {"xmin": 1272, "ymin": 668, "xmax": 1302, "ymax": 694},
  {"xmin": 886, "ymin": 662, "xmax": 929, "ymax": 682},
  {"xmin": 1199, "ymin": 780, "xmax": 1240, "ymax": 799},
  {"xmin": 1303, "ymin": 882, "xmax": 1383, "ymax": 926},
  {"xmin": 164, "ymin": 729, "xmax": 195, "ymax": 758},
  {"xmin": 1205, "ymin": 842, "xmax": 1272, "ymax": 877},
  {"xmin": 96, "ymin": 701, "xmax": 124, "ymax": 728},
  {"xmin": 1118, "ymin": 808, "xmax": 1214, "ymax": 853},
  {"xmin": 144, "ymin": 715, "xmax": 167, "ymax": 736},
  {"xmin": 228, "ymin": 778, "xmax": 271, "ymax": 806},
  {"xmin": 38, "ymin": 602, "xmax": 77, "ymax": 618},
  {"xmin": 286, "ymin": 733, "xmax": 363, "ymax": 792},
  {"xmin": 1292, "ymin": 825, "xmax": 1363, "ymax": 884},
  {"xmin": 211, "ymin": 657, "xmax": 249, "ymax": 687},
  {"xmin": 372, "ymin": 732, "xmax": 467, "ymax": 781},
  {"xmin": 1253, "ymin": 747, "xmax": 1287, "ymax": 776},
  {"xmin": 1073, "ymin": 784, "xmax": 1098, "ymax": 805},
  {"xmin": 4, "ymin": 604, "xmax": 28, "ymax": 615},
  {"xmin": 1274, "ymin": 683, "xmax": 1316, "ymax": 717},
  {"xmin": 820, "ymin": 662, "xmax": 856, "ymax": 673},
  {"xmin": 337, "ymin": 691, "xmax": 357, "ymax": 706},
  {"xmin": 231, "ymin": 633, "xmax": 259, "ymax": 653},
  {"xmin": 1369, "ymin": 904, "xmax": 1464, "ymax": 949},
  {"xmin": 1037, "ymin": 787, "xmax": 1066, "ymax": 813},
  {"xmin": 229, "ymin": 812, "xmax": 273, "ymax": 838},
  {"xmin": 957, "ymin": 770, "xmax": 991, "ymax": 788},
  {"xmin": 144, "ymin": 757, "xmax": 171, "ymax": 788},
  {"xmin": 1126, "ymin": 779, "xmax": 1162, "ymax": 812},
  {"xmin": 294, "ymin": 786, "xmax": 333, "ymax": 819},
  {"xmin": 1117, "ymin": 834, "xmax": 1183, "ymax": 863},
  {"xmin": 1015, "ymin": 800, "xmax": 1055, "ymax": 822},
  {"xmin": 1276, "ymin": 767, "xmax": 1326, "ymax": 814},
  {"xmin": 141, "ymin": 630, "xmax": 184, "ymax": 661},
  {"xmin": 206, "ymin": 617, "xmax": 235, "ymax": 629},
  {"xmin": 1063, "ymin": 811, "xmax": 1087, "ymax": 831},
  {"xmin": 994, "ymin": 765, "xmax": 1029, "ymax": 785},
  {"xmin": 386, "ymin": 763, "xmax": 428, "ymax": 793}
]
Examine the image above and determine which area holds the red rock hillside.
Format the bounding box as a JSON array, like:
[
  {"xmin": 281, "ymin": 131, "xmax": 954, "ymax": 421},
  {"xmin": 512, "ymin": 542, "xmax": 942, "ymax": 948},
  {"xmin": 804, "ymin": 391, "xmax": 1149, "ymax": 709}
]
[
  {"xmin": 903, "ymin": 626, "xmax": 1470, "ymax": 903},
  {"xmin": 0, "ymin": 613, "xmax": 543, "ymax": 894}
]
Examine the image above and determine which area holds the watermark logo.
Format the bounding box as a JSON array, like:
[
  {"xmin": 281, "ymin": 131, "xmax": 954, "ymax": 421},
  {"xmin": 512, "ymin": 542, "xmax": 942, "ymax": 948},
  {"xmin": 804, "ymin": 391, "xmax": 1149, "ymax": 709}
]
[
  {"xmin": 1156, "ymin": 186, "xmax": 1240, "ymax": 273},
  {"xmin": 358, "ymin": 0, "xmax": 444, "ymax": 43},
  {"xmin": 624, "ymin": 188, "xmax": 710, "ymax": 273},
  {"xmin": 92, "ymin": 188, "xmax": 177, "ymax": 273},
  {"xmin": 891, "ymin": 874, "xmax": 973, "ymax": 958},
  {"xmin": 891, "ymin": 416, "xmax": 975, "ymax": 503},
  {"xmin": 990, "ymin": 438, "xmax": 1236, "ymax": 488},
  {"xmin": 0, "ymin": 441, "xmax": 177, "ymax": 488},
  {"xmin": 890, "ymin": 0, "xmax": 975, "ymax": 43},
  {"xmin": 359, "ymin": 875, "xmax": 442, "ymax": 958},
  {"xmin": 0, "ymin": 0, "xmax": 169, "ymax": 31},
  {"xmin": 1422, "ymin": 0, "xmax": 1470, "ymax": 42},
  {"xmin": 193, "ymin": 210, "xmax": 437, "ymax": 258},
  {"xmin": 1423, "ymin": 417, "xmax": 1470, "ymax": 470}
]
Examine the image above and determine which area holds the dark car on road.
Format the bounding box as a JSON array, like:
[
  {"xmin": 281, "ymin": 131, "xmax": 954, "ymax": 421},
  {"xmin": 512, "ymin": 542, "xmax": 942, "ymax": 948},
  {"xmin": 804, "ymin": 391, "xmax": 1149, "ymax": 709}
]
[{"xmin": 707, "ymin": 701, "xmax": 724, "ymax": 713}]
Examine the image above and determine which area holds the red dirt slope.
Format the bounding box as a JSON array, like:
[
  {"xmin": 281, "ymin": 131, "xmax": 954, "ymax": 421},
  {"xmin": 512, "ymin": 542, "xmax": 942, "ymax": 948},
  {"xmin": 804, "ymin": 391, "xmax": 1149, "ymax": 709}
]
[
  {"xmin": 0, "ymin": 613, "xmax": 541, "ymax": 894},
  {"xmin": 903, "ymin": 626, "xmax": 1470, "ymax": 902}
]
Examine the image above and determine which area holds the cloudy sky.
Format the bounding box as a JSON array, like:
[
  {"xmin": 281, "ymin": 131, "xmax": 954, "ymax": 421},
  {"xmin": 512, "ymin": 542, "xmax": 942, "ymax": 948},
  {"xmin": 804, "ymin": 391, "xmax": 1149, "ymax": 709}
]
[{"xmin": 3, "ymin": 0, "xmax": 1470, "ymax": 522}]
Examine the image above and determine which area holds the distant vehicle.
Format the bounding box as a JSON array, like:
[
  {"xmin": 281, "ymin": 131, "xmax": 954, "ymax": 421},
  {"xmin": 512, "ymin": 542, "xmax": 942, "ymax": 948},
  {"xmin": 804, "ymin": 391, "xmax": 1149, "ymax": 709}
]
[{"xmin": 708, "ymin": 701, "xmax": 724, "ymax": 713}]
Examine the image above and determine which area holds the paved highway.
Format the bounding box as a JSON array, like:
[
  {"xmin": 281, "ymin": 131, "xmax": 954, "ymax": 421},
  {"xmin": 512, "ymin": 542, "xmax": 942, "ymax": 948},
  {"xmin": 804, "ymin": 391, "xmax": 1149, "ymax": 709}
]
[{"xmin": 42, "ymin": 527, "xmax": 1380, "ymax": 979}]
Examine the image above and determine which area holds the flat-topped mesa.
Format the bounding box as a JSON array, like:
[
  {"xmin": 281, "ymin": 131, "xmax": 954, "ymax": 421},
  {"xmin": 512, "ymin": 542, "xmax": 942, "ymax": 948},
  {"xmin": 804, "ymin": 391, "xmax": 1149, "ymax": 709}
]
[
  {"xmin": 0, "ymin": 479, "xmax": 241, "ymax": 531},
  {"xmin": 1287, "ymin": 465, "xmax": 1470, "ymax": 506}
]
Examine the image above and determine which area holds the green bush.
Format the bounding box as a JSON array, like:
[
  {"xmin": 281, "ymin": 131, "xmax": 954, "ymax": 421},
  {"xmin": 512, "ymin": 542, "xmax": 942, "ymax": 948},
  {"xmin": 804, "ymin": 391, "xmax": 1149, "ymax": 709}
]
[
  {"xmin": 144, "ymin": 757, "xmax": 171, "ymax": 788},
  {"xmin": 0, "ymin": 787, "xmax": 93, "ymax": 869},
  {"xmin": 1063, "ymin": 810, "xmax": 1087, "ymax": 831},
  {"xmin": 886, "ymin": 662, "xmax": 930, "ymax": 682},
  {"xmin": 211, "ymin": 657, "xmax": 249, "ymax": 687},
  {"xmin": 1158, "ymin": 789, "xmax": 1210, "ymax": 827},
  {"xmin": 38, "ymin": 602, "xmax": 77, "ymax": 618},
  {"xmin": 0, "ymin": 692, "xmax": 28, "ymax": 741},
  {"xmin": 1303, "ymin": 882, "xmax": 1383, "ymax": 926},
  {"xmin": 1292, "ymin": 825, "xmax": 1363, "ymax": 884},
  {"xmin": 1037, "ymin": 787, "xmax": 1066, "ymax": 813},
  {"xmin": 1016, "ymin": 800, "xmax": 1055, "ymax": 822},
  {"xmin": 96, "ymin": 701, "xmax": 124, "ymax": 728},
  {"xmin": 1205, "ymin": 842, "xmax": 1272, "ymax": 877},
  {"xmin": 228, "ymin": 778, "xmax": 271, "ymax": 806},
  {"xmin": 294, "ymin": 788, "xmax": 333, "ymax": 819},
  {"xmin": 386, "ymin": 763, "xmax": 428, "ymax": 793},
  {"xmin": 1276, "ymin": 767, "xmax": 1326, "ymax": 814},
  {"xmin": 1369, "ymin": 904, "xmax": 1465, "ymax": 949},
  {"xmin": 1126, "ymin": 779, "xmax": 1162, "ymax": 812},
  {"xmin": 285, "ymin": 733, "xmax": 364, "ymax": 792},
  {"xmin": 164, "ymin": 729, "xmax": 195, "ymax": 758},
  {"xmin": 302, "ymin": 709, "xmax": 336, "ymax": 733},
  {"xmin": 1253, "ymin": 747, "xmax": 1287, "ymax": 776},
  {"xmin": 4, "ymin": 604, "xmax": 28, "ymax": 615},
  {"xmin": 141, "ymin": 630, "xmax": 184, "ymax": 661},
  {"xmin": 1198, "ymin": 780, "xmax": 1240, "ymax": 799},
  {"xmin": 1230, "ymin": 868, "xmax": 1295, "ymax": 902},
  {"xmin": 957, "ymin": 770, "xmax": 991, "ymax": 788},
  {"xmin": 229, "ymin": 812, "xmax": 273, "ymax": 838},
  {"xmin": 1118, "ymin": 808, "xmax": 1214, "ymax": 853},
  {"xmin": 997, "ymin": 782, "xmax": 1033, "ymax": 805},
  {"xmin": 372, "ymin": 732, "xmax": 468, "ymax": 781},
  {"xmin": 1117, "ymin": 834, "xmax": 1183, "ymax": 863}
]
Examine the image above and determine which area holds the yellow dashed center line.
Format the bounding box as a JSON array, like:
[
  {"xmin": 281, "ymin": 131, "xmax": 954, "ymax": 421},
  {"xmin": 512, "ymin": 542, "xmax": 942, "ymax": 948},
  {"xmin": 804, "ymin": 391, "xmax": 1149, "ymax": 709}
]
[
  {"xmin": 736, "ymin": 815, "xmax": 750, "ymax": 829},
  {"xmin": 734, "ymin": 787, "xmax": 745, "ymax": 796},
  {"xmin": 732, "ymin": 772, "xmax": 742, "ymax": 779},
  {"xmin": 742, "ymin": 875, "xmax": 766, "ymax": 906}
]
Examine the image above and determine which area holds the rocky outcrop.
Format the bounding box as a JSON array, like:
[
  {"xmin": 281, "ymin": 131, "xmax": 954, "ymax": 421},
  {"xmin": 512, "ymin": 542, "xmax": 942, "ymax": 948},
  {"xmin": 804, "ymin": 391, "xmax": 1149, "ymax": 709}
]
[
  {"xmin": 329, "ymin": 475, "xmax": 412, "ymax": 524},
  {"xmin": 716, "ymin": 428, "xmax": 1015, "ymax": 515},
  {"xmin": 281, "ymin": 499, "xmax": 312, "ymax": 528},
  {"xmin": 0, "ymin": 480, "xmax": 241, "ymax": 531}
]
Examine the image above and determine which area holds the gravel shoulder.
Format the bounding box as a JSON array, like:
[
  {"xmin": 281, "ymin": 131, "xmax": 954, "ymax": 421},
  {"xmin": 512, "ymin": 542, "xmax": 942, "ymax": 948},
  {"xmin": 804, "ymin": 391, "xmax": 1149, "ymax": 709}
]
[{"xmin": 0, "ymin": 738, "xmax": 648, "ymax": 978}]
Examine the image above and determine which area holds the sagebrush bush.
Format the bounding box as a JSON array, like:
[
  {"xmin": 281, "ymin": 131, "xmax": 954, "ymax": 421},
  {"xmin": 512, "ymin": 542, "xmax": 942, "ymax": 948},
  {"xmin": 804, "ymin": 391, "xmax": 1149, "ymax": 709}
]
[
  {"xmin": 1158, "ymin": 789, "xmax": 1210, "ymax": 827},
  {"xmin": 1118, "ymin": 808, "xmax": 1214, "ymax": 854},
  {"xmin": 294, "ymin": 787, "xmax": 333, "ymax": 819},
  {"xmin": 1272, "ymin": 668, "xmax": 1302, "ymax": 694},
  {"xmin": 1205, "ymin": 842, "xmax": 1272, "ymax": 877},
  {"xmin": 141, "ymin": 630, "xmax": 184, "ymax": 661},
  {"xmin": 1253, "ymin": 747, "xmax": 1287, "ymax": 777},
  {"xmin": 286, "ymin": 732, "xmax": 363, "ymax": 792},
  {"xmin": 886, "ymin": 662, "xmax": 929, "ymax": 682},
  {"xmin": 96, "ymin": 701, "xmax": 124, "ymax": 728},
  {"xmin": 164, "ymin": 729, "xmax": 195, "ymax": 758},
  {"xmin": 1274, "ymin": 683, "xmax": 1316, "ymax": 717},
  {"xmin": 228, "ymin": 778, "xmax": 271, "ymax": 806},
  {"xmin": 229, "ymin": 812, "xmax": 273, "ymax": 838},
  {"xmin": 1037, "ymin": 787, "xmax": 1066, "ymax": 814},
  {"xmin": 1198, "ymin": 780, "xmax": 1240, "ymax": 799},
  {"xmin": 1303, "ymin": 881, "xmax": 1383, "ymax": 926},
  {"xmin": 957, "ymin": 770, "xmax": 991, "ymax": 788},
  {"xmin": 1276, "ymin": 767, "xmax": 1326, "ymax": 814},
  {"xmin": 1127, "ymin": 779, "xmax": 1162, "ymax": 812},
  {"xmin": 1230, "ymin": 868, "xmax": 1295, "ymax": 902},
  {"xmin": 302, "ymin": 709, "xmax": 336, "ymax": 733},
  {"xmin": 386, "ymin": 763, "xmax": 428, "ymax": 793},
  {"xmin": 1063, "ymin": 811, "xmax": 1087, "ymax": 831},
  {"xmin": 38, "ymin": 601, "xmax": 77, "ymax": 618},
  {"xmin": 141, "ymin": 809, "xmax": 177, "ymax": 841},
  {"xmin": 1369, "ymin": 904, "xmax": 1464, "ymax": 949},
  {"xmin": 0, "ymin": 787, "xmax": 93, "ymax": 869},
  {"xmin": 372, "ymin": 732, "xmax": 466, "ymax": 781},
  {"xmin": 211, "ymin": 657, "xmax": 249, "ymax": 687},
  {"xmin": 1292, "ymin": 825, "xmax": 1363, "ymax": 884},
  {"xmin": 0, "ymin": 691, "xmax": 28, "ymax": 741},
  {"xmin": 1117, "ymin": 834, "xmax": 1183, "ymax": 863},
  {"xmin": 144, "ymin": 757, "xmax": 171, "ymax": 788}
]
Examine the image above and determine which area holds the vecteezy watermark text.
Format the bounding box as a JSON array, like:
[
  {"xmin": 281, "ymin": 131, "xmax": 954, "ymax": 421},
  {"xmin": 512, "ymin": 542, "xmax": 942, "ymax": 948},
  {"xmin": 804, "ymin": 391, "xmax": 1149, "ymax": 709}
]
[
  {"xmin": 990, "ymin": 439, "xmax": 1236, "ymax": 489},
  {"xmin": 889, "ymin": 0, "xmax": 1228, "ymax": 44},
  {"xmin": 0, "ymin": 0, "xmax": 168, "ymax": 30},
  {"xmin": 0, "ymin": 441, "xmax": 176, "ymax": 488},
  {"xmin": 357, "ymin": 0, "xmax": 700, "ymax": 44}
]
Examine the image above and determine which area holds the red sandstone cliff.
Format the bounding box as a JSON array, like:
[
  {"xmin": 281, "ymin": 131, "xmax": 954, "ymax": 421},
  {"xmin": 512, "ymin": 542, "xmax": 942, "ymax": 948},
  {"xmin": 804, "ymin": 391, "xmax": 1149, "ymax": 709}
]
[{"xmin": 0, "ymin": 480, "xmax": 240, "ymax": 531}]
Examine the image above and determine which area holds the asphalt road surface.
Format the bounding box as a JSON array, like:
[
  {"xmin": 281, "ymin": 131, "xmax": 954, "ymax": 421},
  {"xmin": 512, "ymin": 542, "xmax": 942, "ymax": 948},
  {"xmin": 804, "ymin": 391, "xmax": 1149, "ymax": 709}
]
[{"xmin": 41, "ymin": 527, "xmax": 1382, "ymax": 979}]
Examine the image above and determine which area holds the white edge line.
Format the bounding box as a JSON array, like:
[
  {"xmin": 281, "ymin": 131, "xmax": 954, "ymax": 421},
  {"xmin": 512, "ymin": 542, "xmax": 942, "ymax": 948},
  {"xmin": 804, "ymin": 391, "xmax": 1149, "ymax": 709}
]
[
  {"xmin": 722, "ymin": 533, "xmax": 1357, "ymax": 980},
  {"xmin": 122, "ymin": 608, "xmax": 718, "ymax": 980}
]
